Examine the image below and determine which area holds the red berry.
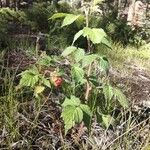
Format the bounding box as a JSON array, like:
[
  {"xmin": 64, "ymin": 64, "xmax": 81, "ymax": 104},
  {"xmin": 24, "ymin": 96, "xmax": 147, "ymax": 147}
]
[{"xmin": 54, "ymin": 77, "xmax": 63, "ymax": 87}]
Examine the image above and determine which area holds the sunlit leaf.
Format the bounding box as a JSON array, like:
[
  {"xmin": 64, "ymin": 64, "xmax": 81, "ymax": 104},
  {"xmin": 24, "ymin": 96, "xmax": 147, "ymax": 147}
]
[
  {"xmin": 61, "ymin": 46, "xmax": 77, "ymax": 57},
  {"xmin": 37, "ymin": 55, "xmax": 52, "ymax": 67},
  {"xmin": 98, "ymin": 56, "xmax": 109, "ymax": 73},
  {"xmin": 114, "ymin": 88, "xmax": 129, "ymax": 108},
  {"xmin": 75, "ymin": 15, "xmax": 85, "ymax": 28},
  {"xmin": 90, "ymin": 28, "xmax": 106, "ymax": 44},
  {"xmin": 103, "ymin": 85, "xmax": 114, "ymax": 101},
  {"xmin": 61, "ymin": 14, "xmax": 81, "ymax": 27},
  {"xmin": 61, "ymin": 105, "xmax": 76, "ymax": 135},
  {"xmin": 82, "ymin": 54, "xmax": 98, "ymax": 68},
  {"xmin": 41, "ymin": 77, "xmax": 51, "ymax": 88},
  {"xmin": 72, "ymin": 48, "xmax": 85, "ymax": 63},
  {"xmin": 62, "ymin": 96, "xmax": 81, "ymax": 107},
  {"xmin": 71, "ymin": 64, "xmax": 85, "ymax": 84},
  {"xmin": 93, "ymin": 0, "xmax": 104, "ymax": 5},
  {"xmin": 83, "ymin": 27, "xmax": 106, "ymax": 44},
  {"xmin": 50, "ymin": 13, "xmax": 67, "ymax": 20},
  {"xmin": 80, "ymin": 104, "xmax": 92, "ymax": 116},
  {"xmin": 19, "ymin": 69, "xmax": 39, "ymax": 88},
  {"xmin": 83, "ymin": 27, "xmax": 93, "ymax": 37},
  {"xmin": 72, "ymin": 29, "xmax": 83, "ymax": 45},
  {"xmin": 61, "ymin": 96, "xmax": 91, "ymax": 134},
  {"xmin": 102, "ymin": 114, "xmax": 113, "ymax": 128},
  {"xmin": 101, "ymin": 37, "xmax": 112, "ymax": 49},
  {"xmin": 34, "ymin": 85, "xmax": 45, "ymax": 94},
  {"xmin": 74, "ymin": 107, "xmax": 83, "ymax": 123}
]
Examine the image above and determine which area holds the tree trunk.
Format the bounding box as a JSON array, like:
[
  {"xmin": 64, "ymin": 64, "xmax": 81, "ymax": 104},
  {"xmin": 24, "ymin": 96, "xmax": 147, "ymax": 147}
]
[
  {"xmin": 5, "ymin": 0, "xmax": 10, "ymax": 7},
  {"xmin": 0, "ymin": 0, "xmax": 2, "ymax": 7}
]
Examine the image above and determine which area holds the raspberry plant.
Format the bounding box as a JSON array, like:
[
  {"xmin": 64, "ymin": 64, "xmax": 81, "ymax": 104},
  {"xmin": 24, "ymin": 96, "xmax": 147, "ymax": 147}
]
[
  {"xmin": 19, "ymin": 0, "xmax": 128, "ymax": 135},
  {"xmin": 50, "ymin": 0, "xmax": 128, "ymax": 134}
]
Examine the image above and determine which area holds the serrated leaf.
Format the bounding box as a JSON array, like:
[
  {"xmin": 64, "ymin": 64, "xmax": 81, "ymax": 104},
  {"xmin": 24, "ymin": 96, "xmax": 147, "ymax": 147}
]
[
  {"xmin": 41, "ymin": 77, "xmax": 51, "ymax": 88},
  {"xmin": 61, "ymin": 105, "xmax": 76, "ymax": 135},
  {"xmin": 34, "ymin": 85, "xmax": 45, "ymax": 94},
  {"xmin": 88, "ymin": 75, "xmax": 99, "ymax": 86},
  {"xmin": 72, "ymin": 48, "xmax": 85, "ymax": 63},
  {"xmin": 114, "ymin": 88, "xmax": 128, "ymax": 108},
  {"xmin": 61, "ymin": 46, "xmax": 77, "ymax": 57},
  {"xmin": 98, "ymin": 56, "xmax": 109, "ymax": 72},
  {"xmin": 102, "ymin": 114, "xmax": 112, "ymax": 128},
  {"xmin": 75, "ymin": 15, "xmax": 85, "ymax": 28},
  {"xmin": 62, "ymin": 96, "xmax": 81, "ymax": 107},
  {"xmin": 101, "ymin": 37, "xmax": 112, "ymax": 49},
  {"xmin": 80, "ymin": 104, "xmax": 92, "ymax": 116},
  {"xmin": 50, "ymin": 13, "xmax": 67, "ymax": 20},
  {"xmin": 71, "ymin": 64, "xmax": 85, "ymax": 84},
  {"xmin": 37, "ymin": 55, "xmax": 52, "ymax": 67},
  {"xmin": 103, "ymin": 85, "xmax": 114, "ymax": 101},
  {"xmin": 74, "ymin": 107, "xmax": 83, "ymax": 123},
  {"xmin": 83, "ymin": 27, "xmax": 93, "ymax": 37},
  {"xmin": 82, "ymin": 54, "xmax": 98, "ymax": 68},
  {"xmin": 83, "ymin": 27, "xmax": 106, "ymax": 44},
  {"xmin": 90, "ymin": 28, "xmax": 106, "ymax": 44},
  {"xmin": 72, "ymin": 29, "xmax": 83, "ymax": 45},
  {"xmin": 19, "ymin": 70, "xmax": 39, "ymax": 88},
  {"xmin": 61, "ymin": 104, "xmax": 83, "ymax": 135},
  {"xmin": 61, "ymin": 14, "xmax": 81, "ymax": 27}
]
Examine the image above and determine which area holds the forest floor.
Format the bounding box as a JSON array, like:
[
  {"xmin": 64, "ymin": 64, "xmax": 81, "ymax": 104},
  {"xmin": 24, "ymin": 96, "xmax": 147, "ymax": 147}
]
[
  {"xmin": 100, "ymin": 43, "xmax": 150, "ymax": 108},
  {"xmin": 110, "ymin": 62, "xmax": 150, "ymax": 108},
  {"xmin": 0, "ymin": 41, "xmax": 150, "ymax": 149}
]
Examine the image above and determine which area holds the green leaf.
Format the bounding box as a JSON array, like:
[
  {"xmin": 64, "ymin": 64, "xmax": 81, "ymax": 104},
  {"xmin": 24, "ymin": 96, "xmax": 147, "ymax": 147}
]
[
  {"xmin": 61, "ymin": 105, "xmax": 76, "ymax": 135},
  {"xmin": 37, "ymin": 55, "xmax": 52, "ymax": 67},
  {"xmin": 75, "ymin": 15, "xmax": 85, "ymax": 28},
  {"xmin": 93, "ymin": 0, "xmax": 104, "ymax": 5},
  {"xmin": 90, "ymin": 28, "xmax": 106, "ymax": 44},
  {"xmin": 19, "ymin": 69, "xmax": 39, "ymax": 88},
  {"xmin": 61, "ymin": 14, "xmax": 81, "ymax": 27},
  {"xmin": 61, "ymin": 46, "xmax": 77, "ymax": 57},
  {"xmin": 103, "ymin": 85, "xmax": 114, "ymax": 101},
  {"xmin": 72, "ymin": 29, "xmax": 83, "ymax": 45},
  {"xmin": 71, "ymin": 64, "xmax": 85, "ymax": 84},
  {"xmin": 74, "ymin": 107, "xmax": 83, "ymax": 123},
  {"xmin": 41, "ymin": 77, "xmax": 51, "ymax": 88},
  {"xmin": 88, "ymin": 75, "xmax": 99, "ymax": 86},
  {"xmin": 101, "ymin": 37, "xmax": 112, "ymax": 49},
  {"xmin": 83, "ymin": 27, "xmax": 106, "ymax": 44},
  {"xmin": 102, "ymin": 114, "xmax": 112, "ymax": 128},
  {"xmin": 82, "ymin": 54, "xmax": 98, "ymax": 68},
  {"xmin": 50, "ymin": 13, "xmax": 67, "ymax": 20},
  {"xmin": 83, "ymin": 27, "xmax": 93, "ymax": 37},
  {"xmin": 34, "ymin": 85, "xmax": 45, "ymax": 94},
  {"xmin": 80, "ymin": 104, "xmax": 92, "ymax": 116},
  {"xmin": 98, "ymin": 57, "xmax": 109, "ymax": 73},
  {"xmin": 114, "ymin": 88, "xmax": 128, "ymax": 108},
  {"xmin": 62, "ymin": 96, "xmax": 81, "ymax": 107},
  {"xmin": 61, "ymin": 96, "xmax": 91, "ymax": 134},
  {"xmin": 61, "ymin": 102, "xmax": 84, "ymax": 134},
  {"xmin": 72, "ymin": 48, "xmax": 85, "ymax": 63}
]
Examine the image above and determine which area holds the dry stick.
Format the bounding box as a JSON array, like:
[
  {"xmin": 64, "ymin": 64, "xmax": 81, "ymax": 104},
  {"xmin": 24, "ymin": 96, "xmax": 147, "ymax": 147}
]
[{"xmin": 85, "ymin": 63, "xmax": 92, "ymax": 100}]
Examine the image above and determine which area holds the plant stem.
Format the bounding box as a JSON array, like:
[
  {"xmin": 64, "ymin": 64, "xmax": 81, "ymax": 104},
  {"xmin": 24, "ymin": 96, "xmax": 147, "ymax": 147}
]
[{"xmin": 84, "ymin": 5, "xmax": 92, "ymax": 101}]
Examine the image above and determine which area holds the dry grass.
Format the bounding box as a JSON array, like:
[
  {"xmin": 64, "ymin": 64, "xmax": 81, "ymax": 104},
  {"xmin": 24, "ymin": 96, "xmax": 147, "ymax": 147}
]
[{"xmin": 0, "ymin": 42, "xmax": 150, "ymax": 149}]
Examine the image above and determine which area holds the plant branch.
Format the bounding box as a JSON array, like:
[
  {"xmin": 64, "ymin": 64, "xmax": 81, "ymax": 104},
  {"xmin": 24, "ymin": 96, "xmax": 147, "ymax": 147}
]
[{"xmin": 84, "ymin": 5, "xmax": 92, "ymax": 101}]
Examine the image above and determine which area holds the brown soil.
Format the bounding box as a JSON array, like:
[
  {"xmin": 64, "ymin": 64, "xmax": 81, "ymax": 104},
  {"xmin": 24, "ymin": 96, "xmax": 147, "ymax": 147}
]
[{"xmin": 110, "ymin": 65, "xmax": 150, "ymax": 108}]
